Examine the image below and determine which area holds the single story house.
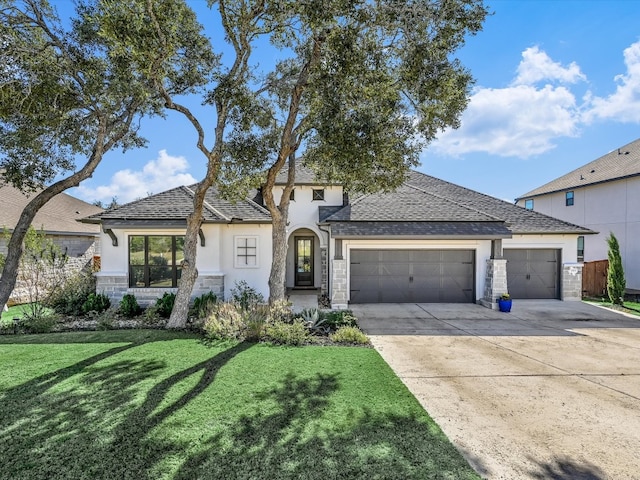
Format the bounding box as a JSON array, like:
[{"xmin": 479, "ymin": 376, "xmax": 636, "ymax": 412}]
[
  {"xmin": 515, "ymin": 137, "xmax": 640, "ymax": 291},
  {"xmin": 81, "ymin": 166, "xmax": 593, "ymax": 309},
  {"xmin": 0, "ymin": 183, "xmax": 103, "ymax": 305}
]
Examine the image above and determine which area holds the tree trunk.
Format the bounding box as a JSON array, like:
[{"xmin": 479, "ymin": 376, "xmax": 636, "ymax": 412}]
[
  {"xmin": 166, "ymin": 180, "xmax": 212, "ymax": 329},
  {"xmin": 166, "ymin": 210, "xmax": 202, "ymax": 329},
  {"xmin": 268, "ymin": 212, "xmax": 288, "ymax": 303},
  {"xmin": 0, "ymin": 142, "xmax": 107, "ymax": 310}
]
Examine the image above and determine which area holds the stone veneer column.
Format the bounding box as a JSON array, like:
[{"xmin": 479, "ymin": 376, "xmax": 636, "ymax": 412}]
[
  {"xmin": 331, "ymin": 259, "xmax": 348, "ymax": 309},
  {"xmin": 320, "ymin": 247, "xmax": 328, "ymax": 296},
  {"xmin": 562, "ymin": 263, "xmax": 583, "ymax": 301},
  {"xmin": 480, "ymin": 258, "xmax": 508, "ymax": 309}
]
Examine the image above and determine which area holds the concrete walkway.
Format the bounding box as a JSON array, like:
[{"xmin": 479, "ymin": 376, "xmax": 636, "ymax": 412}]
[{"xmin": 351, "ymin": 301, "xmax": 640, "ymax": 480}]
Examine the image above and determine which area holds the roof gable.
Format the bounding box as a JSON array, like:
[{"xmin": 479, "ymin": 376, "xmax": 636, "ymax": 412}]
[
  {"xmin": 517, "ymin": 138, "xmax": 640, "ymax": 199},
  {"xmin": 0, "ymin": 183, "xmax": 102, "ymax": 235},
  {"xmin": 83, "ymin": 185, "xmax": 270, "ymax": 224}
]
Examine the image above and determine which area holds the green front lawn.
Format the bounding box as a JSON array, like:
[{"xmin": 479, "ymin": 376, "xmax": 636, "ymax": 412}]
[
  {"xmin": 0, "ymin": 331, "xmax": 479, "ymax": 480},
  {"xmin": 584, "ymin": 298, "xmax": 640, "ymax": 316}
]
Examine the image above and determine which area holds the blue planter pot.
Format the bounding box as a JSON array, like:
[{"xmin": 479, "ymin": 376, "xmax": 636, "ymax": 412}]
[{"xmin": 498, "ymin": 298, "xmax": 512, "ymax": 312}]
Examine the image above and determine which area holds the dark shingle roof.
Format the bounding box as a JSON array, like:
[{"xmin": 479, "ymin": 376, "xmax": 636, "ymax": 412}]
[
  {"xmin": 517, "ymin": 138, "xmax": 640, "ymax": 199},
  {"xmin": 82, "ymin": 185, "xmax": 270, "ymax": 224},
  {"xmin": 325, "ymin": 170, "xmax": 593, "ymax": 235},
  {"xmin": 274, "ymin": 161, "xmax": 336, "ymax": 185},
  {"xmin": 0, "ymin": 183, "xmax": 102, "ymax": 235},
  {"xmin": 331, "ymin": 221, "xmax": 512, "ymax": 238}
]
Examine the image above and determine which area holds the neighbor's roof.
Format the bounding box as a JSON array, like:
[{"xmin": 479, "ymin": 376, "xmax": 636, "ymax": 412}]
[
  {"xmin": 82, "ymin": 185, "xmax": 271, "ymax": 225},
  {"xmin": 0, "ymin": 182, "xmax": 102, "ymax": 235},
  {"xmin": 517, "ymin": 138, "xmax": 640, "ymax": 200},
  {"xmin": 324, "ymin": 170, "xmax": 593, "ymax": 236}
]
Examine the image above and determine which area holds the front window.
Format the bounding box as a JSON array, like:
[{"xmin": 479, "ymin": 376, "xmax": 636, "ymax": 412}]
[
  {"xmin": 235, "ymin": 236, "xmax": 258, "ymax": 268},
  {"xmin": 524, "ymin": 199, "xmax": 534, "ymax": 210},
  {"xmin": 129, "ymin": 235, "xmax": 184, "ymax": 287},
  {"xmin": 566, "ymin": 191, "xmax": 574, "ymax": 206},
  {"xmin": 577, "ymin": 236, "xmax": 584, "ymax": 262}
]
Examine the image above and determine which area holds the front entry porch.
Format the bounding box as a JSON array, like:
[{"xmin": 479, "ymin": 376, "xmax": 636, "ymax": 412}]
[{"xmin": 285, "ymin": 227, "xmax": 327, "ymax": 295}]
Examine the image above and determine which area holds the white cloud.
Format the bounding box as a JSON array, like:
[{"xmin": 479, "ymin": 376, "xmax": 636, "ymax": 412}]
[
  {"xmin": 78, "ymin": 150, "xmax": 197, "ymax": 204},
  {"xmin": 513, "ymin": 46, "xmax": 586, "ymax": 85},
  {"xmin": 431, "ymin": 46, "xmax": 586, "ymax": 158},
  {"xmin": 583, "ymin": 41, "xmax": 640, "ymax": 123},
  {"xmin": 432, "ymin": 84, "xmax": 581, "ymax": 158}
]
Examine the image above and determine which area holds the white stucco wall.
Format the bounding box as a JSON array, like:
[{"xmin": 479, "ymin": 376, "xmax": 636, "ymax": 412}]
[
  {"xmin": 96, "ymin": 223, "xmax": 272, "ymax": 301},
  {"xmin": 503, "ymin": 234, "xmax": 579, "ymax": 263},
  {"xmin": 273, "ymin": 185, "xmax": 343, "ymax": 226},
  {"xmin": 518, "ymin": 177, "xmax": 640, "ymax": 289}
]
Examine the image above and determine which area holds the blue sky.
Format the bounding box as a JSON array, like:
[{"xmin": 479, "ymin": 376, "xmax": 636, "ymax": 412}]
[{"xmin": 71, "ymin": 0, "xmax": 640, "ymax": 205}]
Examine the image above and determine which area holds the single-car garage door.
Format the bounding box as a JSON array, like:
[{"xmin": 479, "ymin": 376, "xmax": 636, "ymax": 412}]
[
  {"xmin": 504, "ymin": 249, "xmax": 560, "ymax": 299},
  {"xmin": 349, "ymin": 249, "xmax": 475, "ymax": 303}
]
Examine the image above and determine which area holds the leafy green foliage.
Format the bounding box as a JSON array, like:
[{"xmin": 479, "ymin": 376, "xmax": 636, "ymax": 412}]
[
  {"xmin": 155, "ymin": 292, "xmax": 176, "ymax": 318},
  {"xmin": 607, "ymin": 232, "xmax": 626, "ymax": 305},
  {"xmin": 330, "ymin": 326, "xmax": 369, "ymax": 345},
  {"xmin": 119, "ymin": 294, "xmax": 142, "ymax": 318},
  {"xmin": 82, "ymin": 293, "xmax": 111, "ymax": 314},
  {"xmin": 299, "ymin": 308, "xmax": 330, "ymax": 335},
  {"xmin": 324, "ymin": 310, "xmax": 358, "ymax": 330},
  {"xmin": 203, "ymin": 303, "xmax": 246, "ymax": 341},
  {"xmin": 230, "ymin": 281, "xmax": 265, "ymax": 310},
  {"xmin": 47, "ymin": 271, "xmax": 96, "ymax": 317},
  {"xmin": 20, "ymin": 313, "xmax": 58, "ymax": 334},
  {"xmin": 190, "ymin": 291, "xmax": 218, "ymax": 319},
  {"xmin": 265, "ymin": 320, "xmax": 311, "ymax": 346}
]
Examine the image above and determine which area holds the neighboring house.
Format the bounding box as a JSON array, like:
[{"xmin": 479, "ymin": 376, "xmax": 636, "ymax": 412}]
[
  {"xmin": 516, "ymin": 138, "xmax": 640, "ymax": 291},
  {"xmin": 82, "ymin": 165, "xmax": 592, "ymax": 309},
  {"xmin": 0, "ymin": 183, "xmax": 103, "ymax": 305}
]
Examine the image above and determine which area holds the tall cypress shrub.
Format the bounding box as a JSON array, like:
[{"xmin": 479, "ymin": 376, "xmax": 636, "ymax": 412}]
[{"xmin": 606, "ymin": 233, "xmax": 625, "ymax": 305}]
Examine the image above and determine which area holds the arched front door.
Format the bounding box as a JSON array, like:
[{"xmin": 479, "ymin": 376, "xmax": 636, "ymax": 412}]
[{"xmin": 294, "ymin": 236, "xmax": 314, "ymax": 287}]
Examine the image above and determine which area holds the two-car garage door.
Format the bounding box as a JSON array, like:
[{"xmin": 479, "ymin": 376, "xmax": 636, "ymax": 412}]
[{"xmin": 349, "ymin": 249, "xmax": 475, "ymax": 303}]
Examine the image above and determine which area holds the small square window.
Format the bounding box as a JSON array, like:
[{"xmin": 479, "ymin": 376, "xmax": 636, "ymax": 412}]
[
  {"xmin": 524, "ymin": 199, "xmax": 534, "ymax": 210},
  {"xmin": 235, "ymin": 236, "xmax": 258, "ymax": 268},
  {"xmin": 566, "ymin": 191, "xmax": 574, "ymax": 206},
  {"xmin": 312, "ymin": 189, "xmax": 325, "ymax": 201}
]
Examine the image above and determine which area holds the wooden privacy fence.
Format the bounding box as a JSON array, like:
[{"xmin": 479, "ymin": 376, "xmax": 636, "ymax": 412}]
[{"xmin": 582, "ymin": 259, "xmax": 608, "ymax": 297}]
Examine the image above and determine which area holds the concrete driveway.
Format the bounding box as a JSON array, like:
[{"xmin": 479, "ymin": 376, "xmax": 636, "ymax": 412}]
[{"xmin": 351, "ymin": 301, "xmax": 640, "ymax": 480}]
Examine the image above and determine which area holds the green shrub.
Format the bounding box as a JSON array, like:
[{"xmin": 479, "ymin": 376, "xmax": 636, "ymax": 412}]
[
  {"xmin": 96, "ymin": 309, "xmax": 117, "ymax": 330},
  {"xmin": 191, "ymin": 291, "xmax": 217, "ymax": 319},
  {"xmin": 82, "ymin": 293, "xmax": 111, "ymax": 314},
  {"xmin": 330, "ymin": 326, "xmax": 369, "ymax": 345},
  {"xmin": 47, "ymin": 270, "xmax": 96, "ymax": 316},
  {"xmin": 299, "ymin": 308, "xmax": 329, "ymax": 335},
  {"xmin": 265, "ymin": 320, "xmax": 310, "ymax": 346},
  {"xmin": 119, "ymin": 294, "xmax": 142, "ymax": 318},
  {"xmin": 325, "ymin": 310, "xmax": 358, "ymax": 330},
  {"xmin": 268, "ymin": 299, "xmax": 293, "ymax": 323},
  {"xmin": 203, "ymin": 303, "xmax": 245, "ymax": 340},
  {"xmin": 245, "ymin": 306, "xmax": 270, "ymax": 342},
  {"xmin": 607, "ymin": 232, "xmax": 626, "ymax": 305},
  {"xmin": 20, "ymin": 313, "xmax": 58, "ymax": 334},
  {"xmin": 155, "ymin": 292, "xmax": 176, "ymax": 318},
  {"xmin": 231, "ymin": 280, "xmax": 264, "ymax": 310},
  {"xmin": 142, "ymin": 305, "xmax": 168, "ymax": 327}
]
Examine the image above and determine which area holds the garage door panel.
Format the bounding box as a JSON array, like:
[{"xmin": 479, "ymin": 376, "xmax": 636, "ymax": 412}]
[
  {"xmin": 504, "ymin": 249, "xmax": 559, "ymax": 299},
  {"xmin": 350, "ymin": 249, "xmax": 474, "ymax": 304}
]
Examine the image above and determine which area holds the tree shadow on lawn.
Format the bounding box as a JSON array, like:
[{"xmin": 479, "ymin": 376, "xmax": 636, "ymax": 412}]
[{"xmin": 0, "ymin": 340, "xmax": 478, "ymax": 480}]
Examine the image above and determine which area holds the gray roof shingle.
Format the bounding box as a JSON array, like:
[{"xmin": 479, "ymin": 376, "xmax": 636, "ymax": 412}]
[
  {"xmin": 330, "ymin": 221, "xmax": 513, "ymax": 238},
  {"xmin": 325, "ymin": 170, "xmax": 593, "ymax": 235},
  {"xmin": 83, "ymin": 185, "xmax": 270, "ymax": 224},
  {"xmin": 517, "ymin": 137, "xmax": 640, "ymax": 199},
  {"xmin": 0, "ymin": 183, "xmax": 102, "ymax": 235}
]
